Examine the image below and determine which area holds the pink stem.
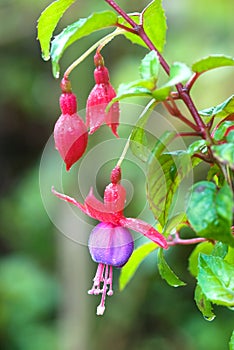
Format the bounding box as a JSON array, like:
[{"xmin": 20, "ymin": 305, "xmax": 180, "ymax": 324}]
[
  {"xmin": 163, "ymin": 101, "xmax": 199, "ymax": 131},
  {"xmin": 167, "ymin": 236, "xmax": 207, "ymax": 247},
  {"xmin": 175, "ymin": 132, "xmax": 201, "ymax": 138},
  {"xmin": 105, "ymin": 0, "xmax": 136, "ymax": 28},
  {"xmin": 116, "ymin": 22, "xmax": 137, "ymax": 34},
  {"xmin": 185, "ymin": 72, "xmax": 201, "ymax": 92}
]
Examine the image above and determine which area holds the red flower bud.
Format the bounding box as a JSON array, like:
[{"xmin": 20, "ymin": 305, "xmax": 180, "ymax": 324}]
[
  {"xmin": 86, "ymin": 53, "xmax": 120, "ymax": 137},
  {"xmin": 54, "ymin": 79, "xmax": 88, "ymax": 171},
  {"xmin": 54, "ymin": 113, "xmax": 88, "ymax": 171}
]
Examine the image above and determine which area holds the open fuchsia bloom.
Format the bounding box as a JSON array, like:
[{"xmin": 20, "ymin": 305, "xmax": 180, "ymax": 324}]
[
  {"xmin": 52, "ymin": 166, "xmax": 167, "ymax": 315},
  {"xmin": 86, "ymin": 51, "xmax": 120, "ymax": 137},
  {"xmin": 54, "ymin": 78, "xmax": 88, "ymax": 171}
]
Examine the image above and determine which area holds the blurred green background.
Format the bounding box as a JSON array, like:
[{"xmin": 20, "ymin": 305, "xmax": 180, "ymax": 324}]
[{"xmin": 0, "ymin": 0, "xmax": 233, "ymax": 349}]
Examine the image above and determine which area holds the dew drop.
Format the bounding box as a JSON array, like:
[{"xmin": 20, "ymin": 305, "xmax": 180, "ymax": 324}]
[
  {"xmin": 42, "ymin": 52, "xmax": 50, "ymax": 61},
  {"xmin": 204, "ymin": 315, "xmax": 216, "ymax": 322}
]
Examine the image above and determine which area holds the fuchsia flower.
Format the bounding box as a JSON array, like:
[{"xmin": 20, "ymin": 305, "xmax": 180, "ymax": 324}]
[
  {"xmin": 54, "ymin": 78, "xmax": 88, "ymax": 171},
  {"xmin": 86, "ymin": 52, "xmax": 119, "ymax": 137},
  {"xmin": 52, "ymin": 166, "xmax": 167, "ymax": 315}
]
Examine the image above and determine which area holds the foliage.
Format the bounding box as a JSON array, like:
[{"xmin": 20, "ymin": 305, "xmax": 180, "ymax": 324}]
[{"xmin": 36, "ymin": 0, "xmax": 234, "ymax": 347}]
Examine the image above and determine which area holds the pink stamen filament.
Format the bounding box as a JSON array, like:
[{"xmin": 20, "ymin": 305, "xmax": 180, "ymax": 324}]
[
  {"xmin": 107, "ymin": 265, "xmax": 113, "ymax": 296},
  {"xmin": 88, "ymin": 263, "xmax": 104, "ymax": 295},
  {"xmin": 88, "ymin": 263, "xmax": 114, "ymax": 315},
  {"xmin": 98, "ymin": 264, "xmax": 109, "ymax": 314}
]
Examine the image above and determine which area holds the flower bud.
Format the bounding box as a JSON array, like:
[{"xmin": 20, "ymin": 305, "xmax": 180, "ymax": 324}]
[
  {"xmin": 86, "ymin": 52, "xmax": 120, "ymax": 137},
  {"xmin": 88, "ymin": 222, "xmax": 134, "ymax": 267},
  {"xmin": 54, "ymin": 78, "xmax": 88, "ymax": 171},
  {"xmin": 54, "ymin": 112, "xmax": 88, "ymax": 171}
]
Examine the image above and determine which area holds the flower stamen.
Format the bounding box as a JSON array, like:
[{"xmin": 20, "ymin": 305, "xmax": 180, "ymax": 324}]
[
  {"xmin": 88, "ymin": 263, "xmax": 114, "ymax": 315},
  {"xmin": 107, "ymin": 265, "xmax": 113, "ymax": 296},
  {"xmin": 88, "ymin": 263, "xmax": 105, "ymax": 295}
]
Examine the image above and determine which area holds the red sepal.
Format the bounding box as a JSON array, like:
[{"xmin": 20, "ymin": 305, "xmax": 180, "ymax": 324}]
[{"xmin": 119, "ymin": 217, "xmax": 168, "ymax": 249}]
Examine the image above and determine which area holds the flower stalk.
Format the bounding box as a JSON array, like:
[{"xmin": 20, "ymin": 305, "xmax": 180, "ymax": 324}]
[{"xmin": 63, "ymin": 28, "xmax": 124, "ymax": 79}]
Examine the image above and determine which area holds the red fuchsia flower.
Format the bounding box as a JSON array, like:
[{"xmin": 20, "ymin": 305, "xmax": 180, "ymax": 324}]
[
  {"xmin": 54, "ymin": 77, "xmax": 88, "ymax": 171},
  {"xmin": 86, "ymin": 51, "xmax": 120, "ymax": 137},
  {"xmin": 52, "ymin": 166, "xmax": 168, "ymax": 315}
]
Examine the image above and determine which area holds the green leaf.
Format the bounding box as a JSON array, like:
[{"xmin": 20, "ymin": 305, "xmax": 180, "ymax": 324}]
[
  {"xmin": 142, "ymin": 0, "xmax": 167, "ymax": 53},
  {"xmin": 216, "ymin": 183, "xmax": 234, "ymax": 223},
  {"xmin": 198, "ymin": 254, "xmax": 234, "ymax": 307},
  {"xmin": 192, "ymin": 54, "xmax": 234, "ymax": 74},
  {"xmin": 229, "ymin": 331, "xmax": 234, "ymax": 350},
  {"xmin": 37, "ymin": 0, "xmax": 76, "ymax": 61},
  {"xmin": 194, "ymin": 284, "xmax": 216, "ymax": 321},
  {"xmin": 130, "ymin": 103, "xmax": 175, "ymax": 163},
  {"xmin": 118, "ymin": 0, "xmax": 167, "ymax": 52},
  {"xmin": 152, "ymin": 62, "xmax": 192, "ymax": 100},
  {"xmin": 225, "ymin": 247, "xmax": 234, "ymax": 266},
  {"xmin": 149, "ymin": 131, "xmax": 177, "ymax": 160},
  {"xmin": 163, "ymin": 212, "xmax": 187, "ymax": 236},
  {"xmin": 207, "ymin": 164, "xmax": 224, "ymax": 187},
  {"xmin": 189, "ymin": 242, "xmax": 214, "ymax": 277},
  {"xmin": 130, "ymin": 100, "xmax": 157, "ymax": 162},
  {"xmin": 213, "ymin": 121, "xmax": 234, "ymax": 141},
  {"xmin": 186, "ymin": 182, "xmax": 234, "ymax": 246},
  {"xmin": 166, "ymin": 62, "xmax": 192, "ymax": 86},
  {"xmin": 187, "ymin": 139, "xmax": 208, "ymax": 156},
  {"xmin": 212, "ymin": 143, "xmax": 234, "ymax": 170},
  {"xmin": 152, "ymin": 86, "xmax": 171, "ymax": 101},
  {"xmin": 212, "ymin": 242, "xmax": 228, "ymax": 259},
  {"xmin": 147, "ymin": 151, "xmax": 194, "ymax": 226},
  {"xmin": 119, "ymin": 242, "xmax": 158, "ymax": 291},
  {"xmin": 110, "ymin": 82, "xmax": 152, "ymax": 105},
  {"xmin": 51, "ymin": 11, "xmax": 118, "ymax": 77},
  {"xmin": 122, "ymin": 79, "xmax": 156, "ymax": 91},
  {"xmin": 227, "ymin": 129, "xmax": 234, "ymax": 143},
  {"xmin": 157, "ymin": 248, "xmax": 186, "ymax": 287},
  {"xmin": 117, "ymin": 14, "xmax": 146, "ymax": 47},
  {"xmin": 189, "ymin": 241, "xmax": 229, "ymax": 280},
  {"xmin": 139, "ymin": 51, "xmax": 160, "ymax": 80},
  {"xmin": 199, "ymin": 95, "xmax": 234, "ymax": 119},
  {"xmin": 110, "ymin": 51, "xmax": 161, "ymax": 106}
]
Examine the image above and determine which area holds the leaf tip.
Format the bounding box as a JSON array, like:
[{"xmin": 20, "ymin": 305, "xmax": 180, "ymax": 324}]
[
  {"xmin": 52, "ymin": 63, "xmax": 60, "ymax": 78},
  {"xmin": 42, "ymin": 52, "xmax": 51, "ymax": 61}
]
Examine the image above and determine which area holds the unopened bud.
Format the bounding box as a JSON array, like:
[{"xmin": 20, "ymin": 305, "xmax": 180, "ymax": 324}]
[{"xmin": 54, "ymin": 112, "xmax": 88, "ymax": 171}]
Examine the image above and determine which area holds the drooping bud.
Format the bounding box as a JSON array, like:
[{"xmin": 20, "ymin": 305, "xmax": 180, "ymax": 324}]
[
  {"xmin": 54, "ymin": 78, "xmax": 88, "ymax": 171},
  {"xmin": 86, "ymin": 52, "xmax": 120, "ymax": 137},
  {"xmin": 88, "ymin": 222, "xmax": 134, "ymax": 267},
  {"xmin": 54, "ymin": 113, "xmax": 88, "ymax": 171}
]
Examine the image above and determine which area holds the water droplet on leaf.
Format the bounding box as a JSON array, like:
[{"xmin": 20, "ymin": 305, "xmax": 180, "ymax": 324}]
[
  {"xmin": 203, "ymin": 315, "xmax": 216, "ymax": 322},
  {"xmin": 42, "ymin": 52, "xmax": 50, "ymax": 61}
]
